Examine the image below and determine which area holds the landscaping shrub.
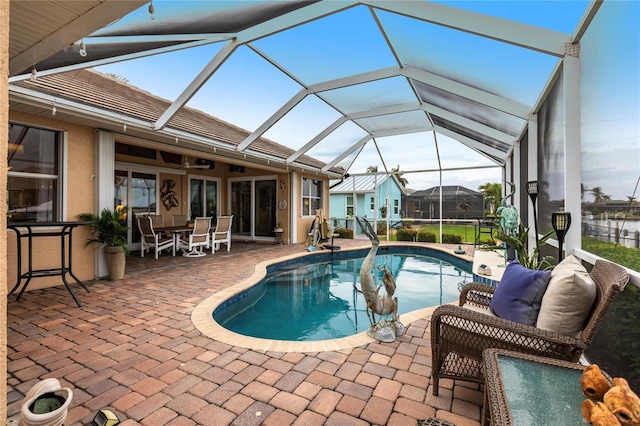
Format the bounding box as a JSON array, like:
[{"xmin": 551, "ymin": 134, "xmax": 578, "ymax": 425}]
[
  {"xmin": 417, "ymin": 231, "xmax": 436, "ymax": 242},
  {"xmin": 396, "ymin": 228, "xmax": 417, "ymax": 241},
  {"xmin": 335, "ymin": 228, "xmax": 353, "ymax": 239},
  {"xmin": 376, "ymin": 222, "xmax": 387, "ymax": 236},
  {"xmin": 442, "ymin": 234, "xmax": 463, "ymax": 244}
]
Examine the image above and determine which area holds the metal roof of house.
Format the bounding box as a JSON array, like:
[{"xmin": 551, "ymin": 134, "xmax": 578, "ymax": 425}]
[{"xmin": 330, "ymin": 174, "xmax": 403, "ymax": 194}]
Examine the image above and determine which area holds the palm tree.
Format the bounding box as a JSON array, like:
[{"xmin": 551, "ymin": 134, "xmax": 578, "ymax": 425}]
[
  {"xmin": 366, "ymin": 165, "xmax": 378, "ymax": 173},
  {"xmin": 478, "ymin": 182, "xmax": 502, "ymax": 214},
  {"xmin": 590, "ymin": 186, "xmax": 607, "ymax": 204},
  {"xmin": 457, "ymin": 198, "xmax": 471, "ymax": 219},
  {"xmin": 390, "ymin": 165, "xmax": 408, "ymax": 188},
  {"xmin": 581, "ymin": 183, "xmax": 589, "ymax": 201}
]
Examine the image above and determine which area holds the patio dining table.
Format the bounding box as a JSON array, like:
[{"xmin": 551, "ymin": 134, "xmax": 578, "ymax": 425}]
[
  {"xmin": 155, "ymin": 224, "xmax": 216, "ymax": 256},
  {"xmin": 154, "ymin": 225, "xmax": 193, "ymax": 249}
]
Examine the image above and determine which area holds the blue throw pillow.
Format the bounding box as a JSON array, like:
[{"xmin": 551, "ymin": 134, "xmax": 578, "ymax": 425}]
[{"xmin": 490, "ymin": 260, "xmax": 552, "ymax": 326}]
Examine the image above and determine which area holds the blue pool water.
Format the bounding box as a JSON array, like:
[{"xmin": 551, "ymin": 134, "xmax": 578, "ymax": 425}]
[{"xmin": 213, "ymin": 247, "xmax": 471, "ymax": 341}]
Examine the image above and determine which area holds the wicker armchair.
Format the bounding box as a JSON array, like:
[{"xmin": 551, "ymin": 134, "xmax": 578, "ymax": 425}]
[{"xmin": 430, "ymin": 259, "xmax": 629, "ymax": 395}]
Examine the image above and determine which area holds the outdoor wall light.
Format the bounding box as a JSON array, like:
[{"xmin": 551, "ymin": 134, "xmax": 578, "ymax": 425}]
[
  {"xmin": 78, "ymin": 39, "xmax": 87, "ymax": 57},
  {"xmin": 527, "ymin": 181, "xmax": 540, "ymax": 251},
  {"xmin": 148, "ymin": 1, "xmax": 155, "ymax": 20},
  {"xmin": 526, "ymin": 181, "xmax": 539, "ymax": 201},
  {"xmin": 552, "ymin": 211, "xmax": 571, "ymax": 262}
]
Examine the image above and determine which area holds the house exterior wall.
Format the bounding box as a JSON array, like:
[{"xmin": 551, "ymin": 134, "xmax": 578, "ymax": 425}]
[
  {"xmin": 329, "ymin": 177, "xmax": 403, "ymax": 228},
  {"xmin": 2, "ymin": 0, "xmax": 9, "ymax": 416},
  {"xmin": 6, "ymin": 112, "xmax": 327, "ymax": 288},
  {"xmin": 375, "ymin": 180, "xmax": 403, "ymax": 220},
  {"xmin": 329, "ymin": 193, "xmax": 347, "ymax": 219},
  {"xmin": 7, "ymin": 111, "xmax": 96, "ymax": 289}
]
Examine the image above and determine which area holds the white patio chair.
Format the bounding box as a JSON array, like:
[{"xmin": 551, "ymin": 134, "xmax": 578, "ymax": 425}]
[
  {"xmin": 149, "ymin": 214, "xmax": 164, "ymax": 227},
  {"xmin": 137, "ymin": 215, "xmax": 175, "ymax": 259},
  {"xmin": 172, "ymin": 214, "xmax": 187, "ymax": 226},
  {"xmin": 211, "ymin": 215, "xmax": 233, "ymax": 254},
  {"xmin": 178, "ymin": 217, "xmax": 211, "ymax": 257}
]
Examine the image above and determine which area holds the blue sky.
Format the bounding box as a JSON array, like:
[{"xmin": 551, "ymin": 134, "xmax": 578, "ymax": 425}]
[{"xmin": 96, "ymin": 1, "xmax": 598, "ymax": 193}]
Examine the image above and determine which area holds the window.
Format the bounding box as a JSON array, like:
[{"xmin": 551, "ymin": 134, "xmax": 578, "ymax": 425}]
[
  {"xmin": 301, "ymin": 178, "xmax": 322, "ymax": 216},
  {"xmin": 7, "ymin": 123, "xmax": 61, "ymax": 223},
  {"xmin": 370, "ymin": 197, "xmax": 375, "ymax": 211},
  {"xmin": 394, "ymin": 199, "xmax": 400, "ymax": 215},
  {"xmin": 346, "ymin": 196, "xmax": 354, "ymax": 216}
]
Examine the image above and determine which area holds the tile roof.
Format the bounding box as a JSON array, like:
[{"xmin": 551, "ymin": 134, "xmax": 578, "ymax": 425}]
[{"xmin": 14, "ymin": 69, "xmax": 340, "ymax": 172}]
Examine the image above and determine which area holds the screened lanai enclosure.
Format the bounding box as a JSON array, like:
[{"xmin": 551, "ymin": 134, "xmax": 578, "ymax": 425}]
[{"xmin": 6, "ymin": 0, "xmax": 640, "ymax": 387}]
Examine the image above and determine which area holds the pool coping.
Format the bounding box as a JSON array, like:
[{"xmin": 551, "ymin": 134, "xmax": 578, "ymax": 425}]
[{"xmin": 191, "ymin": 242, "xmax": 473, "ymax": 353}]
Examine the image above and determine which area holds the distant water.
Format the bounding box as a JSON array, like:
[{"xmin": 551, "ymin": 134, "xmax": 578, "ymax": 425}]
[{"xmin": 584, "ymin": 219, "xmax": 640, "ymax": 247}]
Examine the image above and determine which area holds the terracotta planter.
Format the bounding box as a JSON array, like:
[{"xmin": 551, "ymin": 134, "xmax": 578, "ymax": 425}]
[
  {"xmin": 19, "ymin": 378, "xmax": 73, "ymax": 426},
  {"xmin": 104, "ymin": 246, "xmax": 126, "ymax": 280}
]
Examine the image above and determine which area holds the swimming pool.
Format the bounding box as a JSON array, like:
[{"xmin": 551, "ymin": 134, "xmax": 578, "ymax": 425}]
[{"xmin": 211, "ymin": 246, "xmax": 471, "ymax": 341}]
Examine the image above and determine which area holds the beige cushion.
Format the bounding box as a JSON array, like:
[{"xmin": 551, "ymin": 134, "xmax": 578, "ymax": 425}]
[
  {"xmin": 536, "ymin": 255, "xmax": 596, "ymax": 336},
  {"xmin": 462, "ymin": 302, "xmax": 498, "ymax": 317}
]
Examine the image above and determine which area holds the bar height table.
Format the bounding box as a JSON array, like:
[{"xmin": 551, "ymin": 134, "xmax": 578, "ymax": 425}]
[{"xmin": 8, "ymin": 221, "xmax": 92, "ymax": 307}]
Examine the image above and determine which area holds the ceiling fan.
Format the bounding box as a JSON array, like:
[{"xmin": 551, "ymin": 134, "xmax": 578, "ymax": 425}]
[{"xmin": 181, "ymin": 156, "xmax": 212, "ymax": 169}]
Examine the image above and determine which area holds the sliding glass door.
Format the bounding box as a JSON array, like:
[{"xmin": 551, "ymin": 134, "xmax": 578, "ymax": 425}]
[
  {"xmin": 115, "ymin": 169, "xmax": 158, "ymax": 250},
  {"xmin": 255, "ymin": 179, "xmax": 277, "ymax": 237},
  {"xmin": 189, "ymin": 177, "xmax": 219, "ymax": 220},
  {"xmin": 230, "ymin": 176, "xmax": 277, "ymax": 240}
]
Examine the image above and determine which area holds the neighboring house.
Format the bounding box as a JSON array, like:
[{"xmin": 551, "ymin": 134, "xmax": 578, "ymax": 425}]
[
  {"xmin": 329, "ymin": 174, "xmax": 405, "ymax": 229},
  {"xmin": 405, "ymin": 185, "xmax": 484, "ymax": 220},
  {"xmin": 8, "ymin": 69, "xmax": 339, "ymax": 284}
]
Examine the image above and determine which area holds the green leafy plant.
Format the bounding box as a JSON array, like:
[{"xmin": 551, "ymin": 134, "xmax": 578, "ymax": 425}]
[
  {"xmin": 416, "ymin": 230, "xmax": 436, "ymax": 242},
  {"xmin": 78, "ymin": 207, "xmax": 130, "ymax": 255},
  {"xmin": 495, "ymin": 223, "xmax": 554, "ymax": 270},
  {"xmin": 396, "ymin": 228, "xmax": 417, "ymax": 241},
  {"xmin": 442, "ymin": 234, "xmax": 463, "ymax": 244},
  {"xmin": 334, "ymin": 227, "xmax": 353, "ymax": 239}
]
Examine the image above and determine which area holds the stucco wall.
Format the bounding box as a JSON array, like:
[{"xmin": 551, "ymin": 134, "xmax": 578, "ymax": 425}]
[
  {"xmin": 2, "ymin": 0, "xmax": 10, "ymax": 417},
  {"xmin": 7, "ymin": 111, "xmax": 96, "ymax": 290}
]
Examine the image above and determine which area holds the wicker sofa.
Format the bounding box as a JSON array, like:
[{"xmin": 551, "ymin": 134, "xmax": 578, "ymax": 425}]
[{"xmin": 430, "ymin": 258, "xmax": 629, "ymax": 395}]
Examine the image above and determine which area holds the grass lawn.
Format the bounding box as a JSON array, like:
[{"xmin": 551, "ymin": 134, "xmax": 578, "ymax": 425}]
[
  {"xmin": 416, "ymin": 224, "xmax": 478, "ymax": 243},
  {"xmin": 379, "ymin": 223, "xmax": 482, "ymax": 243}
]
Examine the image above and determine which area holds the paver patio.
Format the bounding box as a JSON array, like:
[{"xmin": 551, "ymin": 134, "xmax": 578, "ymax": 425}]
[{"xmin": 7, "ymin": 239, "xmax": 482, "ymax": 425}]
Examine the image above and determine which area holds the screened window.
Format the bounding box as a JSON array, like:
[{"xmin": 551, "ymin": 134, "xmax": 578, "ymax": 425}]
[
  {"xmin": 7, "ymin": 123, "xmax": 60, "ymax": 223},
  {"xmin": 301, "ymin": 178, "xmax": 322, "ymax": 216},
  {"xmin": 346, "ymin": 196, "xmax": 354, "ymax": 216}
]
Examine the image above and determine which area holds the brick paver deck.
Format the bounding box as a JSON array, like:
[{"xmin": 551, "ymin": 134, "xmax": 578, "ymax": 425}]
[{"xmin": 7, "ymin": 240, "xmax": 481, "ymax": 425}]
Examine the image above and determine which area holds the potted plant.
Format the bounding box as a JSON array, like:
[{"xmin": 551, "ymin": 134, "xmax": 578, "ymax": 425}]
[
  {"xmin": 274, "ymin": 222, "xmax": 283, "ymax": 233},
  {"xmin": 495, "ymin": 223, "xmax": 555, "ymax": 270},
  {"xmin": 78, "ymin": 206, "xmax": 129, "ymax": 280}
]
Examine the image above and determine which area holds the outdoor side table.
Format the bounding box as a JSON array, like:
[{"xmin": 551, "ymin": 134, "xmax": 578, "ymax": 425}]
[
  {"xmin": 8, "ymin": 221, "xmax": 92, "ymax": 307},
  {"xmin": 482, "ymin": 349, "xmax": 589, "ymax": 426},
  {"xmin": 274, "ymin": 230, "xmax": 283, "ymax": 245}
]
